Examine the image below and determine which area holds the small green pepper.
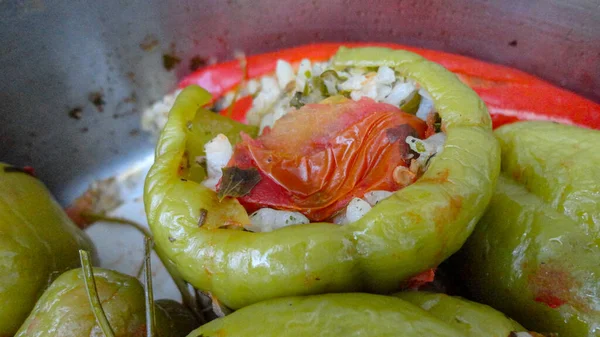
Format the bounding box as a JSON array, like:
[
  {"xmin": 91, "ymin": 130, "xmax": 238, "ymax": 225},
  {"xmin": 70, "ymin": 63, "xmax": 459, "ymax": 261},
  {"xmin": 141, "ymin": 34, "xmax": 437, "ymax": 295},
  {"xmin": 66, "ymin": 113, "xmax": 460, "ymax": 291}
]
[
  {"xmin": 15, "ymin": 268, "xmax": 198, "ymax": 337},
  {"xmin": 186, "ymin": 293, "xmax": 466, "ymax": 337},
  {"xmin": 461, "ymin": 121, "xmax": 600, "ymax": 337},
  {"xmin": 394, "ymin": 292, "xmax": 526, "ymax": 337},
  {"xmin": 144, "ymin": 47, "xmax": 500, "ymax": 309},
  {"xmin": 0, "ymin": 162, "xmax": 95, "ymax": 336}
]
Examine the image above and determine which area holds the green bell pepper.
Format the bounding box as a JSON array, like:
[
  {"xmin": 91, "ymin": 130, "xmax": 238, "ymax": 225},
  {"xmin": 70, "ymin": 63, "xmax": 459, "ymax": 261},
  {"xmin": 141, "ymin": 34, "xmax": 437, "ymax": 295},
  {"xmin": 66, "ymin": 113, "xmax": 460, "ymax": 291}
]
[
  {"xmin": 186, "ymin": 293, "xmax": 466, "ymax": 337},
  {"xmin": 187, "ymin": 292, "xmax": 535, "ymax": 337},
  {"xmin": 15, "ymin": 268, "xmax": 198, "ymax": 337},
  {"xmin": 144, "ymin": 46, "xmax": 500, "ymax": 309},
  {"xmin": 0, "ymin": 163, "xmax": 95, "ymax": 336},
  {"xmin": 461, "ymin": 121, "xmax": 600, "ymax": 337},
  {"xmin": 394, "ymin": 292, "xmax": 525, "ymax": 337}
]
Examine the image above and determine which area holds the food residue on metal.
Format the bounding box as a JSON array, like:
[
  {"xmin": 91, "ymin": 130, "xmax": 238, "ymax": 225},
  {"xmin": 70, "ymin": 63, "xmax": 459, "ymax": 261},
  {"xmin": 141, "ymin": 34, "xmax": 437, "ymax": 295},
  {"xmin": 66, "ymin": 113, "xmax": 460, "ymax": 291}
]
[
  {"xmin": 163, "ymin": 54, "xmax": 181, "ymax": 71},
  {"xmin": 189, "ymin": 56, "xmax": 208, "ymax": 72},
  {"xmin": 123, "ymin": 92, "xmax": 137, "ymax": 103},
  {"xmin": 139, "ymin": 34, "xmax": 159, "ymax": 51},
  {"xmin": 68, "ymin": 107, "xmax": 83, "ymax": 120},
  {"xmin": 126, "ymin": 71, "xmax": 137, "ymax": 84},
  {"xmin": 65, "ymin": 177, "xmax": 124, "ymax": 228},
  {"xmin": 88, "ymin": 91, "xmax": 105, "ymax": 112}
]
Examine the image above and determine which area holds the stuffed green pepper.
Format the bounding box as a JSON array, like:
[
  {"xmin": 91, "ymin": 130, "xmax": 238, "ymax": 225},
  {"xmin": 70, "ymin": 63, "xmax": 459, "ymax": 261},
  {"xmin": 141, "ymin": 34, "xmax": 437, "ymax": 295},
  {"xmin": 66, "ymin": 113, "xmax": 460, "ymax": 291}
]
[
  {"xmin": 187, "ymin": 292, "xmax": 538, "ymax": 337},
  {"xmin": 395, "ymin": 292, "xmax": 528, "ymax": 337},
  {"xmin": 0, "ymin": 163, "xmax": 95, "ymax": 336},
  {"xmin": 15, "ymin": 267, "xmax": 198, "ymax": 337},
  {"xmin": 461, "ymin": 121, "xmax": 600, "ymax": 337},
  {"xmin": 144, "ymin": 46, "xmax": 500, "ymax": 309}
]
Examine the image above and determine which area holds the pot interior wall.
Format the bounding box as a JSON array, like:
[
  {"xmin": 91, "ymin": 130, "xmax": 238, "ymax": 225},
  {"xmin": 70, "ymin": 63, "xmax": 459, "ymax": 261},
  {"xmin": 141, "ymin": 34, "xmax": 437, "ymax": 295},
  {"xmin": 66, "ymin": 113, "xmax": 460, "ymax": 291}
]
[{"xmin": 1, "ymin": 0, "xmax": 598, "ymax": 204}]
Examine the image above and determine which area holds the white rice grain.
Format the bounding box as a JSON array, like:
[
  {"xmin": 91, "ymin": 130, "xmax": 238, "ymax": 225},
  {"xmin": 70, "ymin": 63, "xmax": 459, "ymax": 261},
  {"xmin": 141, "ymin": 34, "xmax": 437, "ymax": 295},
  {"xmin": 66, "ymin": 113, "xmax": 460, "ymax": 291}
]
[
  {"xmin": 363, "ymin": 190, "xmax": 394, "ymax": 206},
  {"xmin": 340, "ymin": 74, "xmax": 366, "ymax": 91},
  {"xmin": 295, "ymin": 59, "xmax": 312, "ymax": 92},
  {"xmin": 202, "ymin": 134, "xmax": 233, "ymax": 191},
  {"xmin": 345, "ymin": 197, "xmax": 372, "ymax": 223},
  {"xmin": 259, "ymin": 112, "xmax": 275, "ymax": 134},
  {"xmin": 276, "ymin": 60, "xmax": 295, "ymax": 89},
  {"xmin": 384, "ymin": 82, "xmax": 416, "ymax": 106},
  {"xmin": 416, "ymin": 95, "xmax": 434, "ymax": 120},
  {"xmin": 246, "ymin": 79, "xmax": 260, "ymax": 95},
  {"xmin": 246, "ymin": 208, "xmax": 309, "ymax": 232},
  {"xmin": 376, "ymin": 66, "xmax": 396, "ymax": 85}
]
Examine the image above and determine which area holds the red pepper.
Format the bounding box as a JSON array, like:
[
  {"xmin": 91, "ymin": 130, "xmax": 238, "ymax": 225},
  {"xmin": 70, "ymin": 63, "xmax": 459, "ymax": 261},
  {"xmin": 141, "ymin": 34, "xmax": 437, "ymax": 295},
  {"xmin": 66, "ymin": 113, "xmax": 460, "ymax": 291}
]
[
  {"xmin": 405, "ymin": 268, "xmax": 437, "ymax": 290},
  {"xmin": 224, "ymin": 95, "xmax": 254, "ymax": 123},
  {"xmin": 179, "ymin": 43, "xmax": 600, "ymax": 129},
  {"xmin": 534, "ymin": 295, "xmax": 565, "ymax": 309}
]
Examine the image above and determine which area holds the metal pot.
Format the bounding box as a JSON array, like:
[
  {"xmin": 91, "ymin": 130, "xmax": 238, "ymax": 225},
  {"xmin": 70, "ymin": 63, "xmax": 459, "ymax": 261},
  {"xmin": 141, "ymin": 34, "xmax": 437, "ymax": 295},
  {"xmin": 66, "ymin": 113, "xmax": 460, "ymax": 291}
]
[{"xmin": 1, "ymin": 0, "xmax": 599, "ymax": 204}]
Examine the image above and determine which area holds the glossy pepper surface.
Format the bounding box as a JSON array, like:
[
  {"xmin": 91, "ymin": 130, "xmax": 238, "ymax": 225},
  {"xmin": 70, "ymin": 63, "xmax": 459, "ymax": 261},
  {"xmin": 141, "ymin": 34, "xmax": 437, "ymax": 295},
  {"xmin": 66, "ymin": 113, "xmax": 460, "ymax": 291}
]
[
  {"xmin": 15, "ymin": 268, "xmax": 198, "ymax": 337},
  {"xmin": 395, "ymin": 292, "xmax": 525, "ymax": 337},
  {"xmin": 180, "ymin": 43, "xmax": 600, "ymax": 129},
  {"xmin": 0, "ymin": 163, "xmax": 95, "ymax": 337},
  {"xmin": 186, "ymin": 293, "xmax": 467, "ymax": 337},
  {"xmin": 144, "ymin": 46, "xmax": 500, "ymax": 309},
  {"xmin": 461, "ymin": 121, "xmax": 600, "ymax": 337}
]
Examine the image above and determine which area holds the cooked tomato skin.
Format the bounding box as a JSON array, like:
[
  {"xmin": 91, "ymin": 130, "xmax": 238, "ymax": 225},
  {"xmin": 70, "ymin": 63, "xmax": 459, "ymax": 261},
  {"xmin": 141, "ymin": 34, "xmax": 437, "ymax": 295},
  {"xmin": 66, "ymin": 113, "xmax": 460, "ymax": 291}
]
[{"xmin": 227, "ymin": 98, "xmax": 426, "ymax": 221}]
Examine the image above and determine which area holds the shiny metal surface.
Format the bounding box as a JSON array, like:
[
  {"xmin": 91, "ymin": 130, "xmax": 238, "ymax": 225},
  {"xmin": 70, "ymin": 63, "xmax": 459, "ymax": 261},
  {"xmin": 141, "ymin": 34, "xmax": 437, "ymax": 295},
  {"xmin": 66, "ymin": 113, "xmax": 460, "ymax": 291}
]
[{"xmin": 1, "ymin": 0, "xmax": 599, "ymax": 204}]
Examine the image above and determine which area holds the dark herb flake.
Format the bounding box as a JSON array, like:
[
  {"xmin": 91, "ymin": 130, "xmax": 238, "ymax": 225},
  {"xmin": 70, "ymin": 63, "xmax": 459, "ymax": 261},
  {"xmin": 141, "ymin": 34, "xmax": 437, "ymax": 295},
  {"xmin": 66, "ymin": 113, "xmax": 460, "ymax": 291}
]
[
  {"xmin": 290, "ymin": 92, "xmax": 305, "ymax": 109},
  {"xmin": 198, "ymin": 208, "xmax": 208, "ymax": 227},
  {"xmin": 217, "ymin": 167, "xmax": 261, "ymax": 200}
]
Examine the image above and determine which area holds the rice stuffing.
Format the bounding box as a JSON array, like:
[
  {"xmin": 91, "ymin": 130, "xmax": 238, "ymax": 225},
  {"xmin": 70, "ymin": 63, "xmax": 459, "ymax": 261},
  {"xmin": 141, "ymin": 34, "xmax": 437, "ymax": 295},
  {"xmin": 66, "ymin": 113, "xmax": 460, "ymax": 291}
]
[{"xmin": 144, "ymin": 56, "xmax": 447, "ymax": 232}]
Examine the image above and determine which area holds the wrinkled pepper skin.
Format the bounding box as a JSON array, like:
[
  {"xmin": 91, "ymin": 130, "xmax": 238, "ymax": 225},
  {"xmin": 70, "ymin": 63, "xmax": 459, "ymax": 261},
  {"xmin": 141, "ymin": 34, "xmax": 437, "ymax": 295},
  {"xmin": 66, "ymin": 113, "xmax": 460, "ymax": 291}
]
[
  {"xmin": 145, "ymin": 47, "xmax": 500, "ymax": 309},
  {"xmin": 0, "ymin": 163, "xmax": 95, "ymax": 337},
  {"xmin": 395, "ymin": 292, "xmax": 525, "ymax": 337},
  {"xmin": 180, "ymin": 43, "xmax": 600, "ymax": 129},
  {"xmin": 186, "ymin": 293, "xmax": 466, "ymax": 337},
  {"xmin": 15, "ymin": 268, "xmax": 197, "ymax": 337},
  {"xmin": 461, "ymin": 122, "xmax": 600, "ymax": 337}
]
